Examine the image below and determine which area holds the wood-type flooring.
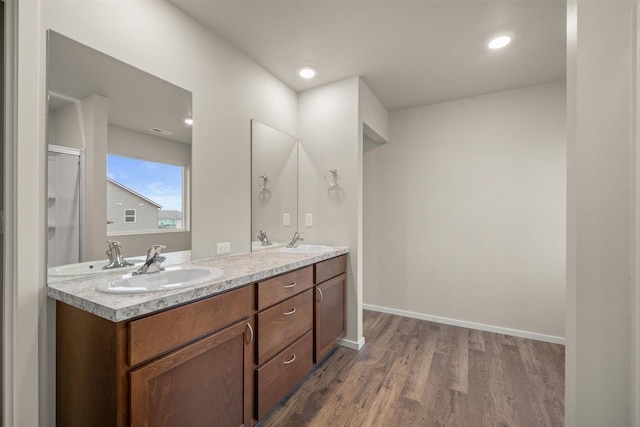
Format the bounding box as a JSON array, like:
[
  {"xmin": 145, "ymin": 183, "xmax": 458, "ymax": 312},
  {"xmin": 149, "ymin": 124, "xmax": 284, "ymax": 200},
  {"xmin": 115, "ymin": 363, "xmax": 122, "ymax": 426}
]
[{"xmin": 258, "ymin": 310, "xmax": 564, "ymax": 427}]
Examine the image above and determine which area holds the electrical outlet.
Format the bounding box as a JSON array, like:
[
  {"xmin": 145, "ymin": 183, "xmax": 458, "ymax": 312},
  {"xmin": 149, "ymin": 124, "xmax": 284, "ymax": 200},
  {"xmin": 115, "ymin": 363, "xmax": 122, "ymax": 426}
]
[
  {"xmin": 305, "ymin": 213, "xmax": 313, "ymax": 227},
  {"xmin": 283, "ymin": 213, "xmax": 290, "ymax": 226},
  {"xmin": 216, "ymin": 242, "xmax": 231, "ymax": 255}
]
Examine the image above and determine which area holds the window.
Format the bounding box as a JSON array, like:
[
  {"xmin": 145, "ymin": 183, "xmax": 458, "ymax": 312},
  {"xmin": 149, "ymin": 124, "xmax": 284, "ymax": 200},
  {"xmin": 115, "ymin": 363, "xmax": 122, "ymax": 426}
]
[
  {"xmin": 107, "ymin": 154, "xmax": 187, "ymax": 234},
  {"xmin": 124, "ymin": 209, "xmax": 136, "ymax": 223}
]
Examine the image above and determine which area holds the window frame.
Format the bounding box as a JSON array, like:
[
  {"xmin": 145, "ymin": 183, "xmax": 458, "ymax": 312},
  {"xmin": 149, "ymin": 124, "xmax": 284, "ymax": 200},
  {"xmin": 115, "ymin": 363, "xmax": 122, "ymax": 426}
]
[
  {"xmin": 107, "ymin": 153, "xmax": 190, "ymax": 236},
  {"xmin": 124, "ymin": 209, "xmax": 137, "ymax": 224}
]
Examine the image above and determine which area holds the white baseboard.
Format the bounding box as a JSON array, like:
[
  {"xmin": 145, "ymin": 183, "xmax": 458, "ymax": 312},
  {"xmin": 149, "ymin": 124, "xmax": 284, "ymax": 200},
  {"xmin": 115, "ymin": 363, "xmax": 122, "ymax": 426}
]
[
  {"xmin": 363, "ymin": 304, "xmax": 565, "ymax": 345},
  {"xmin": 338, "ymin": 337, "xmax": 366, "ymax": 350}
]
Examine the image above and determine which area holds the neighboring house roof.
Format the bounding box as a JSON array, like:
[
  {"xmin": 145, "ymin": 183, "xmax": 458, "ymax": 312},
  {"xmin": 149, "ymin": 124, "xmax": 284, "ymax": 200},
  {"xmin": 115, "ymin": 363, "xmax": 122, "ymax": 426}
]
[
  {"xmin": 159, "ymin": 210, "xmax": 183, "ymax": 219},
  {"xmin": 107, "ymin": 178, "xmax": 163, "ymax": 208}
]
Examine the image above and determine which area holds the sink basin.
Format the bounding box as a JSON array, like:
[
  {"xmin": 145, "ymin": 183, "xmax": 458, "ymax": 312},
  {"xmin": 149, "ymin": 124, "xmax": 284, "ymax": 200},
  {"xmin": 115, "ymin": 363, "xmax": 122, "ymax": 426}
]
[
  {"xmin": 48, "ymin": 258, "xmax": 146, "ymax": 277},
  {"xmin": 96, "ymin": 266, "xmax": 224, "ymax": 294},
  {"xmin": 252, "ymin": 241, "xmax": 283, "ymax": 251},
  {"xmin": 279, "ymin": 245, "xmax": 334, "ymax": 254}
]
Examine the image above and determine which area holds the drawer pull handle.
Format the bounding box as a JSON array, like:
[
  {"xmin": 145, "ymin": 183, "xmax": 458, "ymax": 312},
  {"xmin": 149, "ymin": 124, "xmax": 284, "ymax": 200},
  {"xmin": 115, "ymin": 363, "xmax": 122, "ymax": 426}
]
[
  {"xmin": 283, "ymin": 354, "xmax": 297, "ymax": 365},
  {"xmin": 283, "ymin": 282, "xmax": 297, "ymax": 289},
  {"xmin": 246, "ymin": 323, "xmax": 254, "ymax": 345},
  {"xmin": 283, "ymin": 308, "xmax": 296, "ymax": 316},
  {"xmin": 317, "ymin": 288, "xmax": 323, "ymax": 303}
]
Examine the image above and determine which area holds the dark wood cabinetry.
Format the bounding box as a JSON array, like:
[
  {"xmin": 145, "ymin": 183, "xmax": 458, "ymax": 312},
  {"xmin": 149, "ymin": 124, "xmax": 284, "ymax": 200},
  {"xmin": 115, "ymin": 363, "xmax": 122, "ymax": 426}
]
[
  {"xmin": 57, "ymin": 285, "xmax": 254, "ymax": 427},
  {"xmin": 56, "ymin": 254, "xmax": 347, "ymax": 426},
  {"xmin": 315, "ymin": 273, "xmax": 346, "ymax": 362},
  {"xmin": 256, "ymin": 331, "xmax": 313, "ymax": 419},
  {"xmin": 255, "ymin": 268, "xmax": 315, "ymax": 418},
  {"xmin": 314, "ymin": 255, "xmax": 347, "ymax": 363},
  {"xmin": 257, "ymin": 289, "xmax": 313, "ymax": 364},
  {"xmin": 130, "ymin": 319, "xmax": 254, "ymax": 427}
]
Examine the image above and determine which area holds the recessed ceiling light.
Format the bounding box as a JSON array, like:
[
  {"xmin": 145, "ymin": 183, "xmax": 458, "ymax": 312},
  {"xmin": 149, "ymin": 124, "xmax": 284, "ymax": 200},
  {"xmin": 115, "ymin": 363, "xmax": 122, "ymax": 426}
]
[
  {"xmin": 487, "ymin": 33, "xmax": 514, "ymax": 50},
  {"xmin": 184, "ymin": 118, "xmax": 193, "ymax": 125},
  {"xmin": 297, "ymin": 66, "xmax": 316, "ymax": 79}
]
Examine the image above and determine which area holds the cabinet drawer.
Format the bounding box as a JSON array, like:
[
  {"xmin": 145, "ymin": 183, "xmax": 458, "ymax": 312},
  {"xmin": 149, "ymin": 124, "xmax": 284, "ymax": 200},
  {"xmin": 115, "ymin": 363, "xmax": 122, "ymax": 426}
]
[
  {"xmin": 258, "ymin": 266, "xmax": 313, "ymax": 310},
  {"xmin": 257, "ymin": 289, "xmax": 313, "ymax": 365},
  {"xmin": 315, "ymin": 255, "xmax": 347, "ymax": 284},
  {"xmin": 257, "ymin": 331, "xmax": 313, "ymax": 419},
  {"xmin": 129, "ymin": 285, "xmax": 254, "ymax": 366}
]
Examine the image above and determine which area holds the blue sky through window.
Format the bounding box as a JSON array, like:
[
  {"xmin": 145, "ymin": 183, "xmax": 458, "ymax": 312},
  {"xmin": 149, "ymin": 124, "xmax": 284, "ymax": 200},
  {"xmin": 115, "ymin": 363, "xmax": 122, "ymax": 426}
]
[{"xmin": 107, "ymin": 154, "xmax": 183, "ymax": 211}]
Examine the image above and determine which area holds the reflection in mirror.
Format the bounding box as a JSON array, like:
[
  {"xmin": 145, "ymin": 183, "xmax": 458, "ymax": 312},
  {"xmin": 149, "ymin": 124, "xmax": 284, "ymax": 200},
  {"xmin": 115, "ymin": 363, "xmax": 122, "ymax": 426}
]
[
  {"xmin": 251, "ymin": 120, "xmax": 298, "ymax": 251},
  {"xmin": 47, "ymin": 31, "xmax": 192, "ymax": 281}
]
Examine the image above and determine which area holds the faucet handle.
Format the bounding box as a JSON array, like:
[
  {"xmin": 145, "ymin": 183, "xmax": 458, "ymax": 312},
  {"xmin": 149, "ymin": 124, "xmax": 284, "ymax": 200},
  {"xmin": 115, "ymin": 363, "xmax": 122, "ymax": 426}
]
[{"xmin": 147, "ymin": 244, "xmax": 166, "ymax": 258}]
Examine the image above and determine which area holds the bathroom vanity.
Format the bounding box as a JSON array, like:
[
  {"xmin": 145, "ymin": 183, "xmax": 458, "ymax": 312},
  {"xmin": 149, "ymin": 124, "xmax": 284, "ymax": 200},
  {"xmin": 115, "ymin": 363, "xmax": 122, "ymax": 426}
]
[{"xmin": 49, "ymin": 248, "xmax": 348, "ymax": 426}]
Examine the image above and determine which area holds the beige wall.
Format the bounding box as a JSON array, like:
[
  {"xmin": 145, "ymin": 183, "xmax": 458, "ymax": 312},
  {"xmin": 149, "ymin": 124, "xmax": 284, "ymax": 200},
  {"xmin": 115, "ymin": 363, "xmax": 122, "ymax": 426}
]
[
  {"xmin": 298, "ymin": 76, "xmax": 388, "ymax": 347},
  {"xmin": 566, "ymin": 1, "xmax": 636, "ymax": 425},
  {"xmin": 364, "ymin": 81, "xmax": 566, "ymax": 340},
  {"xmin": 298, "ymin": 77, "xmax": 361, "ymax": 344},
  {"xmin": 6, "ymin": 0, "xmax": 298, "ymax": 424}
]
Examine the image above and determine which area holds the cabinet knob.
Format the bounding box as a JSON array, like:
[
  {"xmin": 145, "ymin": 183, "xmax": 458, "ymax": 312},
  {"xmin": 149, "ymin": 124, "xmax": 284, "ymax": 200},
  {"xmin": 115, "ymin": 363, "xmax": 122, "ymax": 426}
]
[
  {"xmin": 283, "ymin": 282, "xmax": 297, "ymax": 289},
  {"xmin": 317, "ymin": 288, "xmax": 323, "ymax": 303},
  {"xmin": 283, "ymin": 354, "xmax": 296, "ymax": 365},
  {"xmin": 283, "ymin": 308, "xmax": 296, "ymax": 316}
]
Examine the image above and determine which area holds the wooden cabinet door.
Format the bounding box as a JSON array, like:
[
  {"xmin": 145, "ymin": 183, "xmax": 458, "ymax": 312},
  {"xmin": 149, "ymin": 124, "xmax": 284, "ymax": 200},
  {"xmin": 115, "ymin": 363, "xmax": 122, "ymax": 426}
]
[
  {"xmin": 314, "ymin": 273, "xmax": 346, "ymax": 363},
  {"xmin": 130, "ymin": 319, "xmax": 255, "ymax": 427}
]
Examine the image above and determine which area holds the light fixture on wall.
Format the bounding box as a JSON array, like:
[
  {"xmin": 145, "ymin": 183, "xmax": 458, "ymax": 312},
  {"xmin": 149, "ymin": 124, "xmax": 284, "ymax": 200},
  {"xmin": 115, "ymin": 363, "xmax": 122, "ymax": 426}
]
[
  {"xmin": 487, "ymin": 32, "xmax": 514, "ymax": 50},
  {"xmin": 297, "ymin": 66, "xmax": 317, "ymax": 79},
  {"xmin": 184, "ymin": 118, "xmax": 194, "ymax": 125}
]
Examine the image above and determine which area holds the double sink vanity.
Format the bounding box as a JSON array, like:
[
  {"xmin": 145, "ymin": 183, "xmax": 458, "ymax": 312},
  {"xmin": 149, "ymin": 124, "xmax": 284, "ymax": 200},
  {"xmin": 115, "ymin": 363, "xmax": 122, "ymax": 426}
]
[
  {"xmin": 45, "ymin": 30, "xmax": 347, "ymax": 426},
  {"xmin": 49, "ymin": 246, "xmax": 348, "ymax": 426}
]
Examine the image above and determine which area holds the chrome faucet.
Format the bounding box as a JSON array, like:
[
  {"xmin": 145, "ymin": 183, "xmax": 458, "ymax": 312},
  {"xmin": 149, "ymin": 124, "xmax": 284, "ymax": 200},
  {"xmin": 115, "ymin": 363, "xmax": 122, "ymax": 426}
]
[
  {"xmin": 286, "ymin": 232, "xmax": 304, "ymax": 248},
  {"xmin": 256, "ymin": 230, "xmax": 273, "ymax": 246},
  {"xmin": 133, "ymin": 245, "xmax": 166, "ymax": 275},
  {"xmin": 103, "ymin": 241, "xmax": 134, "ymax": 270}
]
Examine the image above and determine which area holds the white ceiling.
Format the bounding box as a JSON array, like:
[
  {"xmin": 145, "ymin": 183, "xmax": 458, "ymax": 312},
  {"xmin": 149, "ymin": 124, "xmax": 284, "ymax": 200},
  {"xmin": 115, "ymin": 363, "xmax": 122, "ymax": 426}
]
[
  {"xmin": 48, "ymin": 32, "xmax": 193, "ymax": 144},
  {"xmin": 169, "ymin": 0, "xmax": 566, "ymax": 111}
]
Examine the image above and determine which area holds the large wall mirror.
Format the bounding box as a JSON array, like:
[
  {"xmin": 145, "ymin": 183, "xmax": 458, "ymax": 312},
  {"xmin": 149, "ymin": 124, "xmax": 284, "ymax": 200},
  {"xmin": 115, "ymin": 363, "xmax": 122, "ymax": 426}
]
[
  {"xmin": 251, "ymin": 120, "xmax": 298, "ymax": 251},
  {"xmin": 47, "ymin": 31, "xmax": 192, "ymax": 281}
]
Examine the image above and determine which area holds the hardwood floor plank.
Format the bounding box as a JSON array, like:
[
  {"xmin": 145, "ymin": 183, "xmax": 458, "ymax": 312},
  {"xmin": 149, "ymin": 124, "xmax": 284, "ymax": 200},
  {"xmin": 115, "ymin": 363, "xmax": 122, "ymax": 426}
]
[
  {"xmin": 449, "ymin": 326, "xmax": 469, "ymax": 393},
  {"xmin": 468, "ymin": 348, "xmax": 496, "ymax": 427},
  {"xmin": 502, "ymin": 343, "xmax": 550, "ymax": 426},
  {"xmin": 258, "ymin": 310, "xmax": 564, "ymax": 427},
  {"xmin": 468, "ymin": 329, "xmax": 486, "ymax": 352},
  {"xmin": 517, "ymin": 337, "xmax": 550, "ymax": 378},
  {"xmin": 401, "ymin": 321, "xmax": 439, "ymax": 401}
]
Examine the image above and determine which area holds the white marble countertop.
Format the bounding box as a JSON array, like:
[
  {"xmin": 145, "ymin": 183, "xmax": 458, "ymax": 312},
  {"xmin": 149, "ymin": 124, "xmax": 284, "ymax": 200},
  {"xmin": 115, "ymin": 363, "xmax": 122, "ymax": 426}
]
[{"xmin": 47, "ymin": 246, "xmax": 349, "ymax": 322}]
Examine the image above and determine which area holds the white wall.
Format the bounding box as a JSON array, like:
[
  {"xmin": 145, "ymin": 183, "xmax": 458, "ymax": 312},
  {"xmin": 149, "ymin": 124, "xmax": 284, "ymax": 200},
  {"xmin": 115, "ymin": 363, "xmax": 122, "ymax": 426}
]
[
  {"xmin": 364, "ymin": 81, "xmax": 566, "ymax": 340},
  {"xmin": 566, "ymin": 1, "xmax": 635, "ymax": 425},
  {"xmin": 298, "ymin": 77, "xmax": 361, "ymax": 344},
  {"xmin": 6, "ymin": 0, "xmax": 298, "ymax": 424},
  {"xmin": 298, "ymin": 77, "xmax": 388, "ymax": 348},
  {"xmin": 359, "ymin": 78, "xmax": 389, "ymax": 143}
]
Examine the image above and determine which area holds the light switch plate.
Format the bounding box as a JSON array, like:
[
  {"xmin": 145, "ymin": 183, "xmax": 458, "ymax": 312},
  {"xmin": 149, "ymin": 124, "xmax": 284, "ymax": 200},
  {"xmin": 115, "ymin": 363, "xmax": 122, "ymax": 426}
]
[
  {"xmin": 283, "ymin": 213, "xmax": 290, "ymax": 226},
  {"xmin": 305, "ymin": 213, "xmax": 313, "ymax": 227},
  {"xmin": 216, "ymin": 242, "xmax": 231, "ymax": 255}
]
